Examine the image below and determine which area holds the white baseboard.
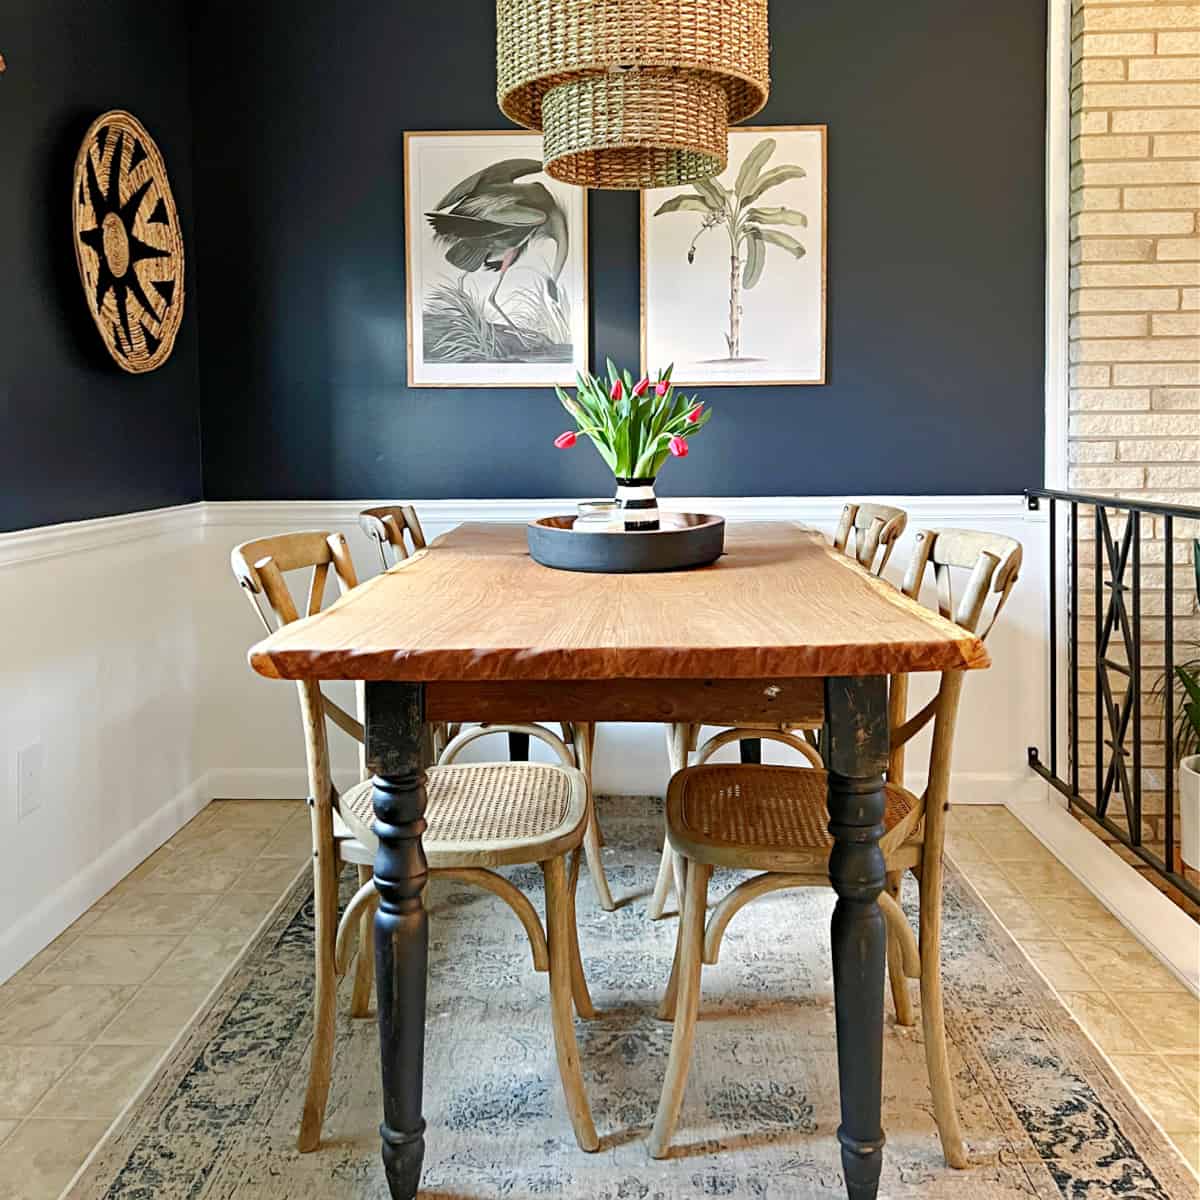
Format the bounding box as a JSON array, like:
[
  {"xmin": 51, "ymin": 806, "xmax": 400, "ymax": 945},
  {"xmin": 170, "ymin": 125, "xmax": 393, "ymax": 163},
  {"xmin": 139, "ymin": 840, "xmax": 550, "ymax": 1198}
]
[
  {"xmin": 0, "ymin": 774, "xmax": 211, "ymax": 983},
  {"xmin": 1008, "ymin": 796, "xmax": 1200, "ymax": 995}
]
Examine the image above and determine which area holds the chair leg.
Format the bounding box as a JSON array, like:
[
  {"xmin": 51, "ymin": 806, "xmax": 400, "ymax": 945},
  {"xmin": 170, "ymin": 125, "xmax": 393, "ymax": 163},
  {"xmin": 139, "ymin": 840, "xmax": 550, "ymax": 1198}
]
[
  {"xmin": 656, "ymin": 857, "xmax": 689, "ymax": 1021},
  {"xmin": 350, "ymin": 864, "xmax": 376, "ymax": 1018},
  {"xmin": 298, "ymin": 819, "xmax": 340, "ymax": 1153},
  {"xmin": 542, "ymin": 855, "xmax": 599, "ymax": 1152},
  {"xmin": 648, "ymin": 830, "xmax": 675, "ymax": 920},
  {"xmin": 566, "ymin": 849, "xmax": 596, "ymax": 1019},
  {"xmin": 574, "ymin": 723, "xmax": 616, "ymax": 912},
  {"xmin": 649, "ymin": 723, "xmax": 690, "ymax": 921},
  {"xmin": 650, "ymin": 860, "xmax": 710, "ymax": 1158},
  {"xmin": 886, "ymin": 871, "xmax": 915, "ymax": 1027},
  {"xmin": 918, "ymin": 856, "xmax": 968, "ymax": 1169}
]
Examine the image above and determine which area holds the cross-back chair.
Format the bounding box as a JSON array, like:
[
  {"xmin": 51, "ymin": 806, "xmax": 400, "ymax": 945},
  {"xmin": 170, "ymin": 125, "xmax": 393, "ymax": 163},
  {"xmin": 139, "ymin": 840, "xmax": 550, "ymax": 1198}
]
[
  {"xmin": 359, "ymin": 504, "xmax": 616, "ymax": 913},
  {"xmin": 648, "ymin": 527, "xmax": 1021, "ymax": 1165},
  {"xmin": 232, "ymin": 531, "xmax": 600, "ymax": 1154},
  {"xmin": 647, "ymin": 501, "xmax": 910, "ymax": 921},
  {"xmin": 832, "ymin": 500, "xmax": 908, "ymax": 575}
]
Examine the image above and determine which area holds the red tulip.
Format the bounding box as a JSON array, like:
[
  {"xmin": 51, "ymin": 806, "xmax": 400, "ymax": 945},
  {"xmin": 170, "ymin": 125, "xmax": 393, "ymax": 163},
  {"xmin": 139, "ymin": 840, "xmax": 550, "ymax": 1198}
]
[
  {"xmin": 633, "ymin": 375, "xmax": 650, "ymax": 397},
  {"xmin": 655, "ymin": 380, "xmax": 669, "ymax": 397},
  {"xmin": 610, "ymin": 378, "xmax": 623, "ymax": 402},
  {"xmin": 685, "ymin": 403, "xmax": 704, "ymax": 424},
  {"xmin": 554, "ymin": 431, "xmax": 577, "ymax": 449},
  {"xmin": 669, "ymin": 435, "xmax": 689, "ymax": 458}
]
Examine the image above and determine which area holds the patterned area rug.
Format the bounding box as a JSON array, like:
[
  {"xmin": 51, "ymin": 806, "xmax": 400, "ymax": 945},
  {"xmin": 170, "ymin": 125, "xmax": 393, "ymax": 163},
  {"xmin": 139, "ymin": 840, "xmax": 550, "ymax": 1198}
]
[{"xmin": 68, "ymin": 798, "xmax": 1194, "ymax": 1199}]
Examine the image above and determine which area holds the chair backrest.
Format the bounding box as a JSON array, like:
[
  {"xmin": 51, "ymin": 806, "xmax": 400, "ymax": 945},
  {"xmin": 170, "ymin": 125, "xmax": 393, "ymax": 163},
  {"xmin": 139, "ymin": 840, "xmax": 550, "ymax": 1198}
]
[
  {"xmin": 832, "ymin": 502, "xmax": 908, "ymax": 575},
  {"xmin": 230, "ymin": 531, "xmax": 364, "ymax": 810},
  {"xmin": 886, "ymin": 528, "xmax": 1023, "ymax": 860},
  {"xmin": 899, "ymin": 528, "xmax": 1022, "ymax": 640},
  {"xmin": 359, "ymin": 505, "xmax": 427, "ymax": 570}
]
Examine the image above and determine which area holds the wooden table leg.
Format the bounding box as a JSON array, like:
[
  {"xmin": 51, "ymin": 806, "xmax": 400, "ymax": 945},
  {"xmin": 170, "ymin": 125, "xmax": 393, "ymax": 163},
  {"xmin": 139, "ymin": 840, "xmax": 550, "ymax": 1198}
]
[
  {"xmin": 366, "ymin": 682, "xmax": 429, "ymax": 1200},
  {"xmin": 823, "ymin": 675, "xmax": 889, "ymax": 1200}
]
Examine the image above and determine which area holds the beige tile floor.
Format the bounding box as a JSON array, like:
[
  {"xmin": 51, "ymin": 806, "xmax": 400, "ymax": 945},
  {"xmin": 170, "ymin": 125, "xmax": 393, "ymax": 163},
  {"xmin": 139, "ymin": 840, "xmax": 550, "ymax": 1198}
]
[
  {"xmin": 0, "ymin": 799, "xmax": 310, "ymax": 1200},
  {"xmin": 0, "ymin": 801, "xmax": 1195, "ymax": 1198},
  {"xmin": 947, "ymin": 806, "xmax": 1200, "ymax": 1175}
]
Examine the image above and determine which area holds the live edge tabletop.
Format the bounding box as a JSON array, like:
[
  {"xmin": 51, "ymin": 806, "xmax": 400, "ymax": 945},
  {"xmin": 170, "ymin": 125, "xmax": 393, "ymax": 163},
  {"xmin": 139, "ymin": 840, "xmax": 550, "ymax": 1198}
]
[
  {"xmin": 249, "ymin": 521, "xmax": 988, "ymax": 682},
  {"xmin": 248, "ymin": 521, "xmax": 989, "ymax": 1200}
]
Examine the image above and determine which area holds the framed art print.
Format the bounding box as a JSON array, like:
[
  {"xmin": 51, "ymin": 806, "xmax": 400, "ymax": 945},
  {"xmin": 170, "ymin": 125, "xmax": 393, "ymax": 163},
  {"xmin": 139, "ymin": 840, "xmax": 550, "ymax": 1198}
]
[
  {"xmin": 405, "ymin": 131, "xmax": 588, "ymax": 387},
  {"xmin": 642, "ymin": 125, "xmax": 827, "ymax": 387}
]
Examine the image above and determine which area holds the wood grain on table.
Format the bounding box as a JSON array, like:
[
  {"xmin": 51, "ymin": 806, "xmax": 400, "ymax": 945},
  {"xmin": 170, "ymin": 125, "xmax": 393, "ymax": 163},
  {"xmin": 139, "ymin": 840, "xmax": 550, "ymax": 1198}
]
[{"xmin": 249, "ymin": 523, "xmax": 990, "ymax": 683}]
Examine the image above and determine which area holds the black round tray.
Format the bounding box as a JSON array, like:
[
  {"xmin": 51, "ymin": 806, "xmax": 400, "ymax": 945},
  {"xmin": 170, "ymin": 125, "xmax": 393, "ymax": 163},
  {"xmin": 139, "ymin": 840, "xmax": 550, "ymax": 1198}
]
[{"xmin": 527, "ymin": 513, "xmax": 725, "ymax": 574}]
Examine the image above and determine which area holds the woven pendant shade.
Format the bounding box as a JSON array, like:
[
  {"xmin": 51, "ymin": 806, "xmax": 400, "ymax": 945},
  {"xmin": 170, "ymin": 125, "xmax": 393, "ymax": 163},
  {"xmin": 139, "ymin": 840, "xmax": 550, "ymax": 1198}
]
[{"xmin": 497, "ymin": 0, "xmax": 770, "ymax": 190}]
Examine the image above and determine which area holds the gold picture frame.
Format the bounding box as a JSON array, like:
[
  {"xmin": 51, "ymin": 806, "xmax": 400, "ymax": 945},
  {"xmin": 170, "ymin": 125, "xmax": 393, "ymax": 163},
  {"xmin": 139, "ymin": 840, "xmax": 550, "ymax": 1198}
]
[
  {"xmin": 404, "ymin": 130, "xmax": 589, "ymax": 388},
  {"xmin": 640, "ymin": 125, "xmax": 827, "ymax": 387}
]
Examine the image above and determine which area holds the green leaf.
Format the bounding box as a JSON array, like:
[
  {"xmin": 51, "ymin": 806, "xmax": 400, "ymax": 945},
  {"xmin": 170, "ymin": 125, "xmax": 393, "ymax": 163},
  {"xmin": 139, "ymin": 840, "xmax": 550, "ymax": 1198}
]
[
  {"xmin": 734, "ymin": 138, "xmax": 777, "ymax": 201},
  {"xmin": 692, "ymin": 176, "xmax": 728, "ymax": 211},
  {"xmin": 742, "ymin": 230, "xmax": 766, "ymax": 289},
  {"xmin": 1193, "ymin": 538, "xmax": 1200, "ymax": 605},
  {"xmin": 654, "ymin": 194, "xmax": 715, "ymax": 216},
  {"xmin": 1177, "ymin": 664, "xmax": 1200, "ymax": 713},
  {"xmin": 740, "ymin": 165, "xmax": 807, "ymax": 207},
  {"xmin": 758, "ymin": 228, "xmax": 806, "ymax": 258},
  {"xmin": 745, "ymin": 206, "xmax": 808, "ymax": 227}
]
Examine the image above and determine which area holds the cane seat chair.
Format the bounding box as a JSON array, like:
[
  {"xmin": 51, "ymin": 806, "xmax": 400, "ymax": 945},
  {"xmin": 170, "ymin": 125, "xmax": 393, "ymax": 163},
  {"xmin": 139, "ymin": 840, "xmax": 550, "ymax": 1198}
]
[
  {"xmin": 232, "ymin": 532, "xmax": 600, "ymax": 1154},
  {"xmin": 359, "ymin": 505, "xmax": 616, "ymax": 913},
  {"xmin": 649, "ymin": 528, "xmax": 1021, "ymax": 1164},
  {"xmin": 646, "ymin": 501, "xmax": 910, "ymax": 921}
]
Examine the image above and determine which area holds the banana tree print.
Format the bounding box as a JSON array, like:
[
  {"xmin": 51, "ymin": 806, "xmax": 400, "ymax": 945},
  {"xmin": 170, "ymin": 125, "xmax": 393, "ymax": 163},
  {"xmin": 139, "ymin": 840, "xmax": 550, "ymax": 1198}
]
[{"xmin": 653, "ymin": 137, "xmax": 807, "ymax": 361}]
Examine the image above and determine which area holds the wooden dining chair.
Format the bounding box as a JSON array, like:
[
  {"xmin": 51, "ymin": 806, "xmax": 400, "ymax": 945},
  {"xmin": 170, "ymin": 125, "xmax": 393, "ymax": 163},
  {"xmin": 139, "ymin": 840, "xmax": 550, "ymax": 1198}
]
[
  {"xmin": 648, "ymin": 528, "xmax": 1021, "ymax": 1165},
  {"xmin": 646, "ymin": 501, "xmax": 910, "ymax": 920},
  {"xmin": 359, "ymin": 504, "xmax": 617, "ymax": 913},
  {"xmin": 232, "ymin": 532, "xmax": 600, "ymax": 1154},
  {"xmin": 832, "ymin": 500, "xmax": 908, "ymax": 575}
]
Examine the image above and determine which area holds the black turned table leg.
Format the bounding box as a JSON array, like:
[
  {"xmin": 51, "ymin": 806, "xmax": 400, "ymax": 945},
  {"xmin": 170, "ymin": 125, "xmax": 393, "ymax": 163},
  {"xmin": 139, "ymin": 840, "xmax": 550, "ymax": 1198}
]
[
  {"xmin": 508, "ymin": 730, "xmax": 530, "ymax": 761},
  {"xmin": 366, "ymin": 682, "xmax": 429, "ymax": 1200},
  {"xmin": 823, "ymin": 675, "xmax": 890, "ymax": 1200}
]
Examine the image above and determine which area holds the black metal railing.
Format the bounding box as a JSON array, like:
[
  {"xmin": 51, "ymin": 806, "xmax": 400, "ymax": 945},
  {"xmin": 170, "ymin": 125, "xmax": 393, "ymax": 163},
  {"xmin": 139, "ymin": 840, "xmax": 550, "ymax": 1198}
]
[{"xmin": 1027, "ymin": 487, "xmax": 1200, "ymax": 906}]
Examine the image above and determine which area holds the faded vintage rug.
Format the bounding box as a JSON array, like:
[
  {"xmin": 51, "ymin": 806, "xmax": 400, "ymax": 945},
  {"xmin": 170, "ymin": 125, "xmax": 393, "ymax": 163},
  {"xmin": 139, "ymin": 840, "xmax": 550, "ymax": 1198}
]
[{"xmin": 68, "ymin": 797, "xmax": 1195, "ymax": 1199}]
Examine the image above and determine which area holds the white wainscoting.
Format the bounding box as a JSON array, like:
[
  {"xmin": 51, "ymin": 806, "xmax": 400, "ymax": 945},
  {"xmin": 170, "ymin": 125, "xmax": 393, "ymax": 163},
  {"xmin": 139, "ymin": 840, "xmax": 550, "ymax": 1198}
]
[
  {"xmin": 0, "ymin": 504, "xmax": 209, "ymax": 982},
  {"xmin": 0, "ymin": 495, "xmax": 1047, "ymax": 983}
]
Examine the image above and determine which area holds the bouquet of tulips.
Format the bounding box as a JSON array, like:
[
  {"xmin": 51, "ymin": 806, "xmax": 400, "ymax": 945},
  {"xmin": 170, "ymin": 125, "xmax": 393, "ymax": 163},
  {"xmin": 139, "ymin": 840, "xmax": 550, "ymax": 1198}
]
[{"xmin": 553, "ymin": 361, "xmax": 712, "ymax": 479}]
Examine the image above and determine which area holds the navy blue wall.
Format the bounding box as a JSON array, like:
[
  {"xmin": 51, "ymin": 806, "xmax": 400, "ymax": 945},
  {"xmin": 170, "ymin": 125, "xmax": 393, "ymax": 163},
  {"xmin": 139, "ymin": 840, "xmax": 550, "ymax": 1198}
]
[
  {"xmin": 191, "ymin": 0, "xmax": 1046, "ymax": 501},
  {"xmin": 0, "ymin": 0, "xmax": 201, "ymax": 533}
]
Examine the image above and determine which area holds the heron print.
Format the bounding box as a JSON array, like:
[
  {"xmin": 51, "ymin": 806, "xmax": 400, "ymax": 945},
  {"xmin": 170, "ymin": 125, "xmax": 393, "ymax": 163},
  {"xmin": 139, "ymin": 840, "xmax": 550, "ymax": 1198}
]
[{"xmin": 405, "ymin": 132, "xmax": 588, "ymax": 387}]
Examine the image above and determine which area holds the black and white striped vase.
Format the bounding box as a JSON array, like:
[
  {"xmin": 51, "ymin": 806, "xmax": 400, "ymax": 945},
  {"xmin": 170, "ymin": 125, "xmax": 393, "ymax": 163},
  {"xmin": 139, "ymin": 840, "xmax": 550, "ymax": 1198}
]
[{"xmin": 615, "ymin": 477, "xmax": 660, "ymax": 531}]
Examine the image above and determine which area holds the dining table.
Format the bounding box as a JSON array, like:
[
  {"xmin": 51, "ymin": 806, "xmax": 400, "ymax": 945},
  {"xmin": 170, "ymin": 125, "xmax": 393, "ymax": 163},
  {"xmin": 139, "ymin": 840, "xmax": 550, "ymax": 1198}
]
[{"xmin": 249, "ymin": 519, "xmax": 990, "ymax": 1200}]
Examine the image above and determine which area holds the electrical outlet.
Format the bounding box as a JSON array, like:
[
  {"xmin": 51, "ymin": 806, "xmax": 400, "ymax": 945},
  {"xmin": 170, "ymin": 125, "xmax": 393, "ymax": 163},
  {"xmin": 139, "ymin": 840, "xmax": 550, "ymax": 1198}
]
[{"xmin": 17, "ymin": 743, "xmax": 43, "ymax": 820}]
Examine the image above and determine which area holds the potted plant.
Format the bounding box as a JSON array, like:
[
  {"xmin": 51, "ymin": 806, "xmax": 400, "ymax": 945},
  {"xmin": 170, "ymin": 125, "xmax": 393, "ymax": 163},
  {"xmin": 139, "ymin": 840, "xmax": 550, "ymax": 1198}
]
[
  {"xmin": 1171, "ymin": 540, "xmax": 1200, "ymax": 874},
  {"xmin": 553, "ymin": 361, "xmax": 712, "ymax": 531}
]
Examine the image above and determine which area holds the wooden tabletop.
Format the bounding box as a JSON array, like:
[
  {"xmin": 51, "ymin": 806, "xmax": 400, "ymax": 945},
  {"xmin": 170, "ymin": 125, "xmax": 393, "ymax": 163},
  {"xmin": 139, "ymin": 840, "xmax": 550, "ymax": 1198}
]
[{"xmin": 248, "ymin": 522, "xmax": 990, "ymax": 683}]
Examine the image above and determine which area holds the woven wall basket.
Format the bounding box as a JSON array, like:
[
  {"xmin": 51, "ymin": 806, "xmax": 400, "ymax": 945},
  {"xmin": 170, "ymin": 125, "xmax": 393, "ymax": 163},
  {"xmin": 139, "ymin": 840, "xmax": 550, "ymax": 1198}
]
[
  {"xmin": 72, "ymin": 111, "xmax": 185, "ymax": 373},
  {"xmin": 497, "ymin": 0, "xmax": 770, "ymax": 190}
]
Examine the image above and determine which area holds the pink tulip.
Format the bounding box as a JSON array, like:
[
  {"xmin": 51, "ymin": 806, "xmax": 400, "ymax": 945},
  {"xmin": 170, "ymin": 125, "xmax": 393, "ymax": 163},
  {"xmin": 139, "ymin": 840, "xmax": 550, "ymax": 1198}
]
[
  {"xmin": 669, "ymin": 435, "xmax": 689, "ymax": 458},
  {"xmin": 554, "ymin": 431, "xmax": 577, "ymax": 449},
  {"xmin": 632, "ymin": 375, "xmax": 650, "ymax": 397},
  {"xmin": 610, "ymin": 378, "xmax": 623, "ymax": 402},
  {"xmin": 685, "ymin": 403, "xmax": 704, "ymax": 424},
  {"xmin": 655, "ymin": 380, "xmax": 669, "ymax": 397}
]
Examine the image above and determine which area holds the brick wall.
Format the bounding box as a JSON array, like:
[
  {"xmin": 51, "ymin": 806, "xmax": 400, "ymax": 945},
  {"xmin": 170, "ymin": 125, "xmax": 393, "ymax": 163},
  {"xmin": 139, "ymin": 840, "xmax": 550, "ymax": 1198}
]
[{"xmin": 1069, "ymin": 1, "xmax": 1200, "ymax": 908}]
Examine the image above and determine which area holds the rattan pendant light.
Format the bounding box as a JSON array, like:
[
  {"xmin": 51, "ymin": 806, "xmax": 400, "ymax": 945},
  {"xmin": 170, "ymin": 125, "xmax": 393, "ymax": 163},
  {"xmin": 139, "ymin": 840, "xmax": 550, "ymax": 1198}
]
[{"xmin": 497, "ymin": 1, "xmax": 771, "ymax": 190}]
